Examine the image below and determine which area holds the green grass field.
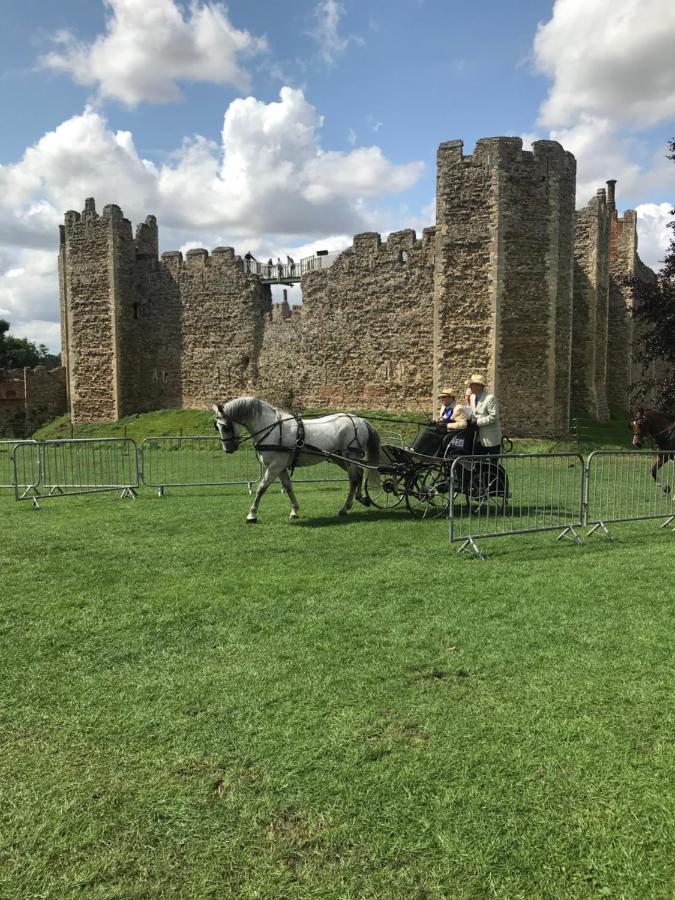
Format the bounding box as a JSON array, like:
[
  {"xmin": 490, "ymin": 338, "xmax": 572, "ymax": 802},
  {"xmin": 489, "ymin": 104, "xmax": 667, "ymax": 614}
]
[{"xmin": 1, "ymin": 410, "xmax": 674, "ymax": 898}]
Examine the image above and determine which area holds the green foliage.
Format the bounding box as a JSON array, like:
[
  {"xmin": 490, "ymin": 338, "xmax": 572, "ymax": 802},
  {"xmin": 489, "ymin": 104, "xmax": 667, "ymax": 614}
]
[
  {"xmin": 0, "ymin": 488, "xmax": 673, "ymax": 898},
  {"xmin": 0, "ymin": 319, "xmax": 51, "ymax": 369}
]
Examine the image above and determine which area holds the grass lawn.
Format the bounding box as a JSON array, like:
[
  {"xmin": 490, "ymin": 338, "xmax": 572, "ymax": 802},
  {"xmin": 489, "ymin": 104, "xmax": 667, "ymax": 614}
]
[{"xmin": 1, "ymin": 475, "xmax": 674, "ymax": 898}]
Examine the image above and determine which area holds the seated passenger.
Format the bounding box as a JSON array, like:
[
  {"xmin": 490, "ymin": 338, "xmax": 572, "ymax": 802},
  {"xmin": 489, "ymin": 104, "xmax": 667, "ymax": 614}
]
[{"xmin": 437, "ymin": 388, "xmax": 469, "ymax": 454}]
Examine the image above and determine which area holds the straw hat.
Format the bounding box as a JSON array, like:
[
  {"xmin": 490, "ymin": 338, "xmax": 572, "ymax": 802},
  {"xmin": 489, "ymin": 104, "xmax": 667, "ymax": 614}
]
[
  {"xmin": 467, "ymin": 373, "xmax": 486, "ymax": 386},
  {"xmin": 438, "ymin": 387, "xmax": 456, "ymax": 397}
]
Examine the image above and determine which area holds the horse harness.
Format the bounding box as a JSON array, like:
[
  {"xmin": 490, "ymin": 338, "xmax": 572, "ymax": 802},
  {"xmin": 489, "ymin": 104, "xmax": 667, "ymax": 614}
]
[{"xmin": 217, "ymin": 411, "xmax": 366, "ymax": 475}]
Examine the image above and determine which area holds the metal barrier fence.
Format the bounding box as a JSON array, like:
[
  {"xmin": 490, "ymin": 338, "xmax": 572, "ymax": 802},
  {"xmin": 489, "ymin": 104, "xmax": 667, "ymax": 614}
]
[
  {"xmin": 585, "ymin": 450, "xmax": 675, "ymax": 539},
  {"xmin": 449, "ymin": 453, "xmax": 586, "ymax": 559},
  {"xmin": 140, "ymin": 436, "xmax": 261, "ymax": 495},
  {"xmin": 13, "ymin": 438, "xmax": 139, "ymax": 508},
  {"xmin": 2, "ymin": 439, "xmax": 40, "ymax": 495}
]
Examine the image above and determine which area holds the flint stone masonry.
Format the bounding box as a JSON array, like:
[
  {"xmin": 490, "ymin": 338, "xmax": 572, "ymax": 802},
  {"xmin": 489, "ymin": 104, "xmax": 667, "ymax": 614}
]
[
  {"xmin": 0, "ymin": 366, "xmax": 67, "ymax": 438},
  {"xmin": 58, "ymin": 136, "xmax": 655, "ymax": 436},
  {"xmin": 258, "ymin": 228, "xmax": 435, "ymax": 409},
  {"xmin": 433, "ymin": 138, "xmax": 576, "ymax": 435}
]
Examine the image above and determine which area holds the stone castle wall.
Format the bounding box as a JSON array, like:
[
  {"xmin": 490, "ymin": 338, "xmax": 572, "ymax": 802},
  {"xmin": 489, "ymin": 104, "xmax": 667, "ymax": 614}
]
[
  {"xmin": 258, "ymin": 228, "xmax": 436, "ymax": 409},
  {"xmin": 0, "ymin": 366, "xmax": 67, "ymax": 438},
  {"xmin": 572, "ymin": 190, "xmax": 611, "ymax": 420},
  {"xmin": 433, "ymin": 138, "xmax": 576, "ymax": 435},
  {"xmin": 58, "ymin": 136, "xmax": 654, "ymax": 435}
]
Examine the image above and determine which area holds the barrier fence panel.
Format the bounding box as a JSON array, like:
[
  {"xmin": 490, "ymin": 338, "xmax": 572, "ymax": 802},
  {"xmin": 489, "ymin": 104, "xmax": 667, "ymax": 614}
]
[
  {"xmin": 449, "ymin": 453, "xmax": 585, "ymax": 559},
  {"xmin": 140, "ymin": 437, "xmax": 261, "ymax": 495},
  {"xmin": 585, "ymin": 450, "xmax": 675, "ymax": 539},
  {"xmin": 4, "ymin": 440, "xmax": 40, "ymax": 496},
  {"xmin": 15, "ymin": 438, "xmax": 139, "ymax": 507}
]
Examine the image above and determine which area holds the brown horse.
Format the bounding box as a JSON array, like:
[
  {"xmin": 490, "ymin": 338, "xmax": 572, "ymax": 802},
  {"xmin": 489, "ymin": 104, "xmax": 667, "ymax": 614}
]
[{"xmin": 628, "ymin": 408, "xmax": 675, "ymax": 494}]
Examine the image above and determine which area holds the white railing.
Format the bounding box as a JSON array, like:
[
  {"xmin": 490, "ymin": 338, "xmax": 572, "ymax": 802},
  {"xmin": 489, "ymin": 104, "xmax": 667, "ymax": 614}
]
[{"xmin": 242, "ymin": 251, "xmax": 342, "ymax": 282}]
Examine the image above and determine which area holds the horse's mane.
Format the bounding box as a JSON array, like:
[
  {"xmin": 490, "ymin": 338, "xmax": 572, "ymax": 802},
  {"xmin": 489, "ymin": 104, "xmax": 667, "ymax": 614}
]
[
  {"xmin": 220, "ymin": 396, "xmax": 276, "ymax": 420},
  {"xmin": 644, "ymin": 407, "xmax": 675, "ymax": 423}
]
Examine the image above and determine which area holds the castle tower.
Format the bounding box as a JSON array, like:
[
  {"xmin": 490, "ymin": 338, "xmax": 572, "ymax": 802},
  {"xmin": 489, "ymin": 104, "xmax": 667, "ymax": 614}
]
[
  {"xmin": 59, "ymin": 199, "xmax": 138, "ymax": 422},
  {"xmin": 572, "ymin": 188, "xmax": 611, "ymax": 419},
  {"xmin": 433, "ymin": 137, "xmax": 576, "ymax": 435},
  {"xmin": 607, "ymin": 182, "xmax": 640, "ymax": 411}
]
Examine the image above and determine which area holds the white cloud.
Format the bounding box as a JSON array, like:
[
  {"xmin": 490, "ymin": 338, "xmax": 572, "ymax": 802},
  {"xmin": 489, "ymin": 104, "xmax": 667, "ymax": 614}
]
[
  {"xmin": 635, "ymin": 202, "xmax": 673, "ymax": 271},
  {"xmin": 40, "ymin": 0, "xmax": 267, "ymax": 106},
  {"xmin": 531, "ymin": 0, "xmax": 675, "ymax": 235},
  {"xmin": 309, "ymin": 0, "xmax": 354, "ymax": 65},
  {"xmin": 0, "ymin": 249, "xmax": 60, "ymax": 343},
  {"xmin": 534, "ymin": 0, "xmax": 675, "ymax": 130},
  {"xmin": 0, "ymin": 88, "xmax": 423, "ymax": 350}
]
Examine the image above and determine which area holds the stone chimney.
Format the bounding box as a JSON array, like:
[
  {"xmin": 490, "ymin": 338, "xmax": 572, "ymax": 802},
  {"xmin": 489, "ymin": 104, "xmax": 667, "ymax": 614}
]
[{"xmin": 606, "ymin": 180, "xmax": 617, "ymax": 214}]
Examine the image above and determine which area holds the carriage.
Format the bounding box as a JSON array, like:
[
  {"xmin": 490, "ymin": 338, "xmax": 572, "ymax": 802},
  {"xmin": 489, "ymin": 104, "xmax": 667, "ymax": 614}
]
[
  {"xmin": 366, "ymin": 423, "xmax": 511, "ymax": 519},
  {"xmin": 212, "ymin": 398, "xmax": 510, "ymax": 524}
]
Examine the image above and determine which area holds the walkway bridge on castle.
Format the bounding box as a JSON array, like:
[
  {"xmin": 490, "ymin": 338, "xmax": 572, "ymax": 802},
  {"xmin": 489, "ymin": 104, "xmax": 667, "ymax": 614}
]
[{"xmin": 246, "ymin": 250, "xmax": 342, "ymax": 284}]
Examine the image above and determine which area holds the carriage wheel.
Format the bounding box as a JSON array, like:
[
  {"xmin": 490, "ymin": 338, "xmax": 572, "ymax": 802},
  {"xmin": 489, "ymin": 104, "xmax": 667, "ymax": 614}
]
[
  {"xmin": 465, "ymin": 463, "xmax": 509, "ymax": 514},
  {"xmin": 364, "ymin": 471, "xmax": 405, "ymax": 509},
  {"xmin": 405, "ymin": 467, "xmax": 451, "ymax": 519}
]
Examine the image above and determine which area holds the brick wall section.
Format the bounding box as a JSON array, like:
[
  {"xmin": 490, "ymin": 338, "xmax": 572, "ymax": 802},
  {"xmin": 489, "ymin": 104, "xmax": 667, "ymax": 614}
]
[
  {"xmin": 572, "ymin": 191, "xmax": 611, "ymax": 419},
  {"xmin": 258, "ymin": 228, "xmax": 435, "ymax": 409},
  {"xmin": 0, "ymin": 367, "xmax": 67, "ymax": 437}
]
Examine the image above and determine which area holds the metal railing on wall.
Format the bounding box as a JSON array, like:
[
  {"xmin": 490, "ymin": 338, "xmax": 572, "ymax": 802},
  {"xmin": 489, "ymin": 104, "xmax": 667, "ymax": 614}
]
[
  {"xmin": 449, "ymin": 452, "xmax": 586, "ymax": 559},
  {"xmin": 585, "ymin": 450, "xmax": 675, "ymax": 539}
]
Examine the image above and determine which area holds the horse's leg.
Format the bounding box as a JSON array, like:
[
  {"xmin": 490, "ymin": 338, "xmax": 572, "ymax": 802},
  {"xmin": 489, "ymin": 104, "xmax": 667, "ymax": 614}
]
[
  {"xmin": 247, "ymin": 463, "xmax": 281, "ymax": 522},
  {"xmin": 652, "ymin": 454, "xmax": 672, "ymax": 495},
  {"xmin": 353, "ymin": 463, "xmax": 372, "ymax": 506},
  {"xmin": 338, "ymin": 462, "xmax": 361, "ymax": 518},
  {"xmin": 278, "ymin": 469, "xmax": 300, "ymax": 520}
]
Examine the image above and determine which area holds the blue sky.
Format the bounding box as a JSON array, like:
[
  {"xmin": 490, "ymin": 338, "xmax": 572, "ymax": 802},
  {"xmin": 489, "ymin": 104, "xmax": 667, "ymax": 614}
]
[{"xmin": 1, "ymin": 0, "xmax": 674, "ymax": 351}]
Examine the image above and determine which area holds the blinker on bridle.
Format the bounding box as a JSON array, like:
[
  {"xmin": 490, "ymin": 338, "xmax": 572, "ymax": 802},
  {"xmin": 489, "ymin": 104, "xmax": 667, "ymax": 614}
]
[{"xmin": 215, "ymin": 414, "xmax": 239, "ymax": 449}]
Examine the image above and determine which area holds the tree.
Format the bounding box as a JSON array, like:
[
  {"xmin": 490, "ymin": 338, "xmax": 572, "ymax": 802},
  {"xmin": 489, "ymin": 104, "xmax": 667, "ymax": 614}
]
[
  {"xmin": 631, "ymin": 139, "xmax": 675, "ymax": 410},
  {"xmin": 0, "ymin": 319, "xmax": 52, "ymax": 369}
]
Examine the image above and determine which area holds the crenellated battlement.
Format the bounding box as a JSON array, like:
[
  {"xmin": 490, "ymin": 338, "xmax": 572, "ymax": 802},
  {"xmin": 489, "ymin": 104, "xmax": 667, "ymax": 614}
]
[{"xmin": 438, "ymin": 136, "xmax": 576, "ymax": 178}]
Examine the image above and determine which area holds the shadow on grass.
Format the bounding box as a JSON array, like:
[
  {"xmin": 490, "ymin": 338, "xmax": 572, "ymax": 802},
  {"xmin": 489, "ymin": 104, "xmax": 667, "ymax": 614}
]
[{"xmin": 292, "ymin": 507, "xmax": 410, "ymax": 527}]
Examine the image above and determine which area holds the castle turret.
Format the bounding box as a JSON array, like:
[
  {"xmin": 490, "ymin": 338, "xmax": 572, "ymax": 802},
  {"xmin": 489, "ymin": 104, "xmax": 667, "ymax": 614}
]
[{"xmin": 434, "ymin": 137, "xmax": 576, "ymax": 435}]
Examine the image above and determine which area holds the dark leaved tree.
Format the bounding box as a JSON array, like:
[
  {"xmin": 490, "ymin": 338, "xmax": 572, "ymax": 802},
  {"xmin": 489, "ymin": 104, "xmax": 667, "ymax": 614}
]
[
  {"xmin": 631, "ymin": 139, "xmax": 675, "ymax": 410},
  {"xmin": 0, "ymin": 319, "xmax": 52, "ymax": 369}
]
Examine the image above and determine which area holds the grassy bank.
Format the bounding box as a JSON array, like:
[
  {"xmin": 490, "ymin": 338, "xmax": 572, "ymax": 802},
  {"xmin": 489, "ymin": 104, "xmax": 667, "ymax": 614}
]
[{"xmin": 33, "ymin": 407, "xmax": 633, "ymax": 453}]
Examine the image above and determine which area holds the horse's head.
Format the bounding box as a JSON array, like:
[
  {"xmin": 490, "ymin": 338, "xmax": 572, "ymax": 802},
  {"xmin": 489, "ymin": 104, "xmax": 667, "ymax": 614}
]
[
  {"xmin": 628, "ymin": 408, "xmax": 649, "ymax": 448},
  {"xmin": 212, "ymin": 403, "xmax": 242, "ymax": 454}
]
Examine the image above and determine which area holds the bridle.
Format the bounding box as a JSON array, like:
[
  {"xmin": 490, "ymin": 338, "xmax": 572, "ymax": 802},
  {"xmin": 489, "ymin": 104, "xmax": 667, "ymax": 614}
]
[
  {"xmin": 629, "ymin": 411, "xmax": 675, "ymax": 448},
  {"xmin": 214, "ymin": 413, "xmax": 240, "ymax": 452}
]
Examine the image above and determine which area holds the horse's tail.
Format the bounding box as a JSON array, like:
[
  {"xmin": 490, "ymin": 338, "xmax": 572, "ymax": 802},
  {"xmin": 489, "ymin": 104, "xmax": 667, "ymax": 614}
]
[{"xmin": 365, "ymin": 421, "xmax": 381, "ymax": 488}]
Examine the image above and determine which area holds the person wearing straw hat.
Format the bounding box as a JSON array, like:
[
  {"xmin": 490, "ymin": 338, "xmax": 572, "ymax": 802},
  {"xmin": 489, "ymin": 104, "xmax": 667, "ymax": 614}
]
[
  {"xmin": 437, "ymin": 388, "xmax": 468, "ymax": 432},
  {"xmin": 437, "ymin": 387, "xmax": 469, "ymax": 454},
  {"xmin": 466, "ymin": 374, "xmax": 502, "ymax": 455}
]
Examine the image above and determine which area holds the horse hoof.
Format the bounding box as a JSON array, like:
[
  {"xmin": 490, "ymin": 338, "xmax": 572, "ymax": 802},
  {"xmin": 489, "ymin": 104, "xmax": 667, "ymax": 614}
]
[
  {"xmin": 246, "ymin": 516, "xmax": 258, "ymax": 523},
  {"xmin": 289, "ymin": 511, "xmax": 299, "ymax": 520},
  {"xmin": 337, "ymin": 510, "xmax": 348, "ymax": 520}
]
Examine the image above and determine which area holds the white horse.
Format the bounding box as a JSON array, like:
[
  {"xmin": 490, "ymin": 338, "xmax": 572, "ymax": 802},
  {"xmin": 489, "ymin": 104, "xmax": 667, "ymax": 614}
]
[{"xmin": 212, "ymin": 397, "xmax": 381, "ymax": 522}]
